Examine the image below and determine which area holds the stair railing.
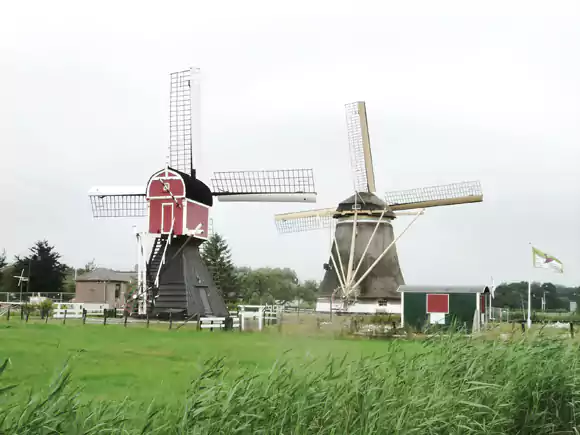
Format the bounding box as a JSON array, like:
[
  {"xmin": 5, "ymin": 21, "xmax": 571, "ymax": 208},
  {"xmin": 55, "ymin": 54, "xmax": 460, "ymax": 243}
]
[{"xmin": 155, "ymin": 217, "xmax": 175, "ymax": 288}]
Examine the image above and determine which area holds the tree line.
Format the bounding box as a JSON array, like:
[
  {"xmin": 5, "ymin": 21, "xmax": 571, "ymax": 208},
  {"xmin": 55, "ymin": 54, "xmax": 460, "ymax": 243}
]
[
  {"xmin": 0, "ymin": 240, "xmax": 71, "ymax": 295},
  {"xmin": 200, "ymin": 233, "xmax": 320, "ymax": 305},
  {"xmin": 0, "ymin": 236, "xmax": 320, "ymax": 305},
  {"xmin": 3, "ymin": 237, "xmax": 577, "ymax": 310},
  {"xmin": 493, "ymin": 281, "xmax": 580, "ymax": 311}
]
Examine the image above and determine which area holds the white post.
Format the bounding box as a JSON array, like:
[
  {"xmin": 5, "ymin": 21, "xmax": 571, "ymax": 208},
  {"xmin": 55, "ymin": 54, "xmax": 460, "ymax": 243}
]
[
  {"xmin": 527, "ymin": 280, "xmax": 532, "ymax": 329},
  {"xmin": 329, "ymin": 242, "xmax": 347, "ymax": 292},
  {"xmin": 240, "ymin": 306, "xmax": 245, "ymax": 331},
  {"xmin": 332, "ymin": 234, "xmax": 348, "ymax": 291},
  {"xmin": 475, "ymin": 292, "xmax": 481, "ymax": 332},
  {"xmin": 345, "ymin": 209, "xmax": 358, "ymax": 286},
  {"xmin": 258, "ymin": 306, "xmax": 264, "ymax": 331},
  {"xmin": 400, "ymin": 291, "xmax": 405, "ymax": 327}
]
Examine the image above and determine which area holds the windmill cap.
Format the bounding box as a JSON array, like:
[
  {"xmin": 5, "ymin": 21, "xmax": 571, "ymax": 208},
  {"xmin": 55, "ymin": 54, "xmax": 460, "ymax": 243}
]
[{"xmin": 335, "ymin": 192, "xmax": 396, "ymax": 218}]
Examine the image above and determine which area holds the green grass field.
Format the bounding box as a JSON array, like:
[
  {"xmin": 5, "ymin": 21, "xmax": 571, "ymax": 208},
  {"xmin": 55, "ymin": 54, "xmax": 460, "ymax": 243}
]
[
  {"xmin": 0, "ymin": 320, "xmax": 414, "ymax": 404},
  {"xmin": 2, "ymin": 320, "xmax": 580, "ymax": 433}
]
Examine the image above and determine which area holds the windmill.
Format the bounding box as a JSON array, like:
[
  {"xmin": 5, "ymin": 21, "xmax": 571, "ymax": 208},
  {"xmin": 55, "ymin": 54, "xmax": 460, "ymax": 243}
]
[
  {"xmin": 12, "ymin": 269, "xmax": 29, "ymax": 303},
  {"xmin": 274, "ymin": 101, "xmax": 483, "ymax": 314},
  {"xmin": 88, "ymin": 67, "xmax": 317, "ymax": 319}
]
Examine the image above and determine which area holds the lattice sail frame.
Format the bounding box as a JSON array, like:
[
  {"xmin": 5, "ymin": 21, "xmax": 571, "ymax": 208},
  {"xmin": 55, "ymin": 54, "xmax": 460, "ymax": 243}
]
[
  {"xmin": 275, "ymin": 208, "xmax": 335, "ymax": 233},
  {"xmin": 211, "ymin": 169, "xmax": 317, "ymax": 202},
  {"xmin": 168, "ymin": 68, "xmax": 194, "ymax": 175},
  {"xmin": 385, "ymin": 180, "xmax": 483, "ymax": 211},
  {"xmin": 88, "ymin": 186, "xmax": 147, "ymax": 218},
  {"xmin": 345, "ymin": 102, "xmax": 376, "ymax": 194}
]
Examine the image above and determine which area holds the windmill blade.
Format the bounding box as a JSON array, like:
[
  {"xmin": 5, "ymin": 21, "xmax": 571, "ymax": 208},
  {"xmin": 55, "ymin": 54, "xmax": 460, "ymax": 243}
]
[
  {"xmin": 385, "ymin": 181, "xmax": 483, "ymax": 211},
  {"xmin": 211, "ymin": 169, "xmax": 316, "ymax": 203},
  {"xmin": 345, "ymin": 102, "xmax": 376, "ymax": 193},
  {"xmin": 274, "ymin": 208, "xmax": 335, "ymax": 233},
  {"xmin": 88, "ymin": 186, "xmax": 147, "ymax": 217},
  {"xmin": 168, "ymin": 68, "xmax": 196, "ymax": 175}
]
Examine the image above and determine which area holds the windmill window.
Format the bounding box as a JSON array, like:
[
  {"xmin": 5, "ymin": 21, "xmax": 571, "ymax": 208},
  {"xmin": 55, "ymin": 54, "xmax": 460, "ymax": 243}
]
[{"xmin": 378, "ymin": 299, "xmax": 389, "ymax": 306}]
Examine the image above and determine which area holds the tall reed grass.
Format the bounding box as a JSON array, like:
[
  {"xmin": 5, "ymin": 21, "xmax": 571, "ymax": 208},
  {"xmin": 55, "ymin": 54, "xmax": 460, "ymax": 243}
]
[{"xmin": 2, "ymin": 334, "xmax": 579, "ymax": 434}]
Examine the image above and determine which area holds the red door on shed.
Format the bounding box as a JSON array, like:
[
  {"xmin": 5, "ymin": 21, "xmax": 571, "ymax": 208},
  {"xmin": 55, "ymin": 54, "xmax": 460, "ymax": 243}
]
[{"xmin": 426, "ymin": 294, "xmax": 449, "ymax": 314}]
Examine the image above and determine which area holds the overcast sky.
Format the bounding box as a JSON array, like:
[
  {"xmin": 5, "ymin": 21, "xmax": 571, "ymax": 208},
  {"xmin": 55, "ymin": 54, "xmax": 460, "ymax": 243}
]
[{"xmin": 1, "ymin": 0, "xmax": 579, "ymax": 287}]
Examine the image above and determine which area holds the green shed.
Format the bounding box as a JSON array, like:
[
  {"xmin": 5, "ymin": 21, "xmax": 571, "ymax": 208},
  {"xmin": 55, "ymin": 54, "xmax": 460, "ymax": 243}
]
[{"xmin": 398, "ymin": 285, "xmax": 491, "ymax": 332}]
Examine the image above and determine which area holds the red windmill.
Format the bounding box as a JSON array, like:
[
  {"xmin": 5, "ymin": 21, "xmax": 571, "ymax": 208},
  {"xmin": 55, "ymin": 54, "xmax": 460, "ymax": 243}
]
[{"xmin": 88, "ymin": 67, "xmax": 316, "ymax": 319}]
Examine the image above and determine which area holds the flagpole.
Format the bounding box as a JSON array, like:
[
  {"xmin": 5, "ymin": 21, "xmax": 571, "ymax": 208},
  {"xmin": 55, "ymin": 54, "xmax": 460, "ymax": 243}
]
[{"xmin": 527, "ymin": 242, "xmax": 532, "ymax": 329}]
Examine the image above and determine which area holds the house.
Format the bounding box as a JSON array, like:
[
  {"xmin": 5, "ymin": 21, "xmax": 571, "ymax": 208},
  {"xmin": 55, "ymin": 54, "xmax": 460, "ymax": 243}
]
[
  {"xmin": 75, "ymin": 268, "xmax": 137, "ymax": 308},
  {"xmin": 397, "ymin": 285, "xmax": 491, "ymax": 332}
]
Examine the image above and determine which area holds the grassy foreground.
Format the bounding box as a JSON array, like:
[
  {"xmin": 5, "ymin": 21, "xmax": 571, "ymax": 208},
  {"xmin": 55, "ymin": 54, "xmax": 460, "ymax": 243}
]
[{"xmin": 2, "ymin": 322, "xmax": 580, "ymax": 433}]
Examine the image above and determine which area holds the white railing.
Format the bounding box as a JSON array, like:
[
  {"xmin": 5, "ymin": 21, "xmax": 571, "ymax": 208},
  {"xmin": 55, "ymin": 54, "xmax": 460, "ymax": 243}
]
[
  {"xmin": 155, "ymin": 217, "xmax": 175, "ymax": 288},
  {"xmin": 199, "ymin": 316, "xmax": 240, "ymax": 330},
  {"xmin": 238, "ymin": 304, "xmax": 283, "ymax": 331},
  {"xmin": 53, "ymin": 303, "xmax": 110, "ymax": 319}
]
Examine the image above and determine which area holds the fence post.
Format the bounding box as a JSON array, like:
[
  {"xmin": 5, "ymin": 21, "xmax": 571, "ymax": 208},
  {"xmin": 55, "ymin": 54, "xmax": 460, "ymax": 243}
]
[
  {"xmin": 25, "ymin": 311, "xmax": 29, "ymax": 323},
  {"xmin": 20, "ymin": 305, "xmax": 24, "ymax": 321},
  {"xmin": 146, "ymin": 313, "xmax": 150, "ymax": 328},
  {"xmin": 197, "ymin": 317, "xmax": 201, "ymax": 331},
  {"xmin": 169, "ymin": 311, "xmax": 173, "ymax": 330},
  {"xmin": 570, "ymin": 322, "xmax": 575, "ymax": 338},
  {"xmin": 63, "ymin": 309, "xmax": 67, "ymax": 325},
  {"xmin": 6, "ymin": 307, "xmax": 10, "ymax": 322},
  {"xmin": 124, "ymin": 310, "xmax": 128, "ymax": 328},
  {"xmin": 278, "ymin": 310, "xmax": 283, "ymax": 333},
  {"xmin": 103, "ymin": 309, "xmax": 107, "ymax": 325},
  {"xmin": 82, "ymin": 309, "xmax": 86, "ymax": 325}
]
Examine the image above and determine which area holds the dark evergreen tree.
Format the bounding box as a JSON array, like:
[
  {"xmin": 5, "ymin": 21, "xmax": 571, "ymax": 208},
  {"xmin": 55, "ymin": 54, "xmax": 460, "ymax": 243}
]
[
  {"xmin": 12, "ymin": 240, "xmax": 68, "ymax": 294},
  {"xmin": 201, "ymin": 233, "xmax": 239, "ymax": 302}
]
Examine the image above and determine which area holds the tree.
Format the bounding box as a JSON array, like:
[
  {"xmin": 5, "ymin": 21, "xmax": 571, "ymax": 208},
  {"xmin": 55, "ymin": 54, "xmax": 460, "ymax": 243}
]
[
  {"xmin": 0, "ymin": 249, "xmax": 6, "ymax": 291},
  {"xmin": 201, "ymin": 233, "xmax": 239, "ymax": 302},
  {"xmin": 296, "ymin": 279, "xmax": 319, "ymax": 304},
  {"xmin": 493, "ymin": 281, "xmax": 573, "ymax": 311},
  {"xmin": 11, "ymin": 240, "xmax": 68, "ymax": 294},
  {"xmin": 237, "ymin": 267, "xmax": 306, "ymax": 305},
  {"xmin": 78, "ymin": 259, "xmax": 97, "ymax": 275}
]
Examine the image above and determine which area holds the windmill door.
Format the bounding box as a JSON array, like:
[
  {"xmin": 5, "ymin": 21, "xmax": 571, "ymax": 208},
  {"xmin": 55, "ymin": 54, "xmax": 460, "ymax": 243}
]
[{"xmin": 161, "ymin": 203, "xmax": 174, "ymax": 234}]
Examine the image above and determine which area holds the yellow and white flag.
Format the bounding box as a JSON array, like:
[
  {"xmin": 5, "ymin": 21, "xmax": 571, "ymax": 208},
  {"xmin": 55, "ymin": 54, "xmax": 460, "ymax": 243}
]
[{"xmin": 532, "ymin": 246, "xmax": 563, "ymax": 273}]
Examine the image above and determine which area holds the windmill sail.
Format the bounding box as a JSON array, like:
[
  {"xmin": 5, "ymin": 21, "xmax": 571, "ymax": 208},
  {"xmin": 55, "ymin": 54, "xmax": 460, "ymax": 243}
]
[
  {"xmin": 168, "ymin": 68, "xmax": 195, "ymax": 175},
  {"xmin": 273, "ymin": 207, "xmax": 420, "ymax": 234},
  {"xmin": 88, "ymin": 186, "xmax": 147, "ymax": 218},
  {"xmin": 275, "ymin": 208, "xmax": 336, "ymax": 233},
  {"xmin": 211, "ymin": 169, "xmax": 316, "ymax": 203},
  {"xmin": 346, "ymin": 102, "xmax": 376, "ymax": 193},
  {"xmin": 385, "ymin": 181, "xmax": 483, "ymax": 211}
]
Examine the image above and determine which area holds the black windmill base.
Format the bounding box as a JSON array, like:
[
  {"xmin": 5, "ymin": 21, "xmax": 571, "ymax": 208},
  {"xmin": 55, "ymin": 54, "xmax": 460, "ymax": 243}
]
[{"xmin": 147, "ymin": 236, "xmax": 228, "ymax": 319}]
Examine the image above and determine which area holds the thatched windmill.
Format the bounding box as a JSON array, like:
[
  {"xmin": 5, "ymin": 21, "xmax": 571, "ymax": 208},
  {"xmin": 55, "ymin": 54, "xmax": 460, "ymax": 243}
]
[{"xmin": 274, "ymin": 102, "xmax": 483, "ymax": 314}]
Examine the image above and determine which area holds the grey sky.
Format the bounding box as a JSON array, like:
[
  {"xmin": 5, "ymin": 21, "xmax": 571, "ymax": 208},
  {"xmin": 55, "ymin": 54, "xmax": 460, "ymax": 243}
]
[{"xmin": 1, "ymin": 0, "xmax": 579, "ymax": 287}]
